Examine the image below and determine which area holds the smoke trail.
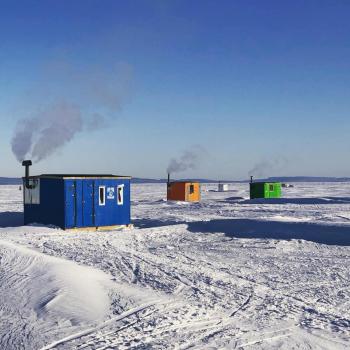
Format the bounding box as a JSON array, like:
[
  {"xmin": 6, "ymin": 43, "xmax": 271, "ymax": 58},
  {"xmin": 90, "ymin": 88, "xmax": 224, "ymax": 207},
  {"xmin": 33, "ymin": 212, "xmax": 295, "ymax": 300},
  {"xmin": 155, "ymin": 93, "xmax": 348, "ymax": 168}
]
[
  {"xmin": 248, "ymin": 156, "xmax": 288, "ymax": 178},
  {"xmin": 11, "ymin": 61, "xmax": 133, "ymax": 162},
  {"xmin": 85, "ymin": 113, "xmax": 108, "ymax": 131},
  {"xmin": 21, "ymin": 102, "xmax": 82, "ymax": 162},
  {"xmin": 167, "ymin": 145, "xmax": 206, "ymax": 174},
  {"xmin": 11, "ymin": 118, "xmax": 40, "ymax": 163}
]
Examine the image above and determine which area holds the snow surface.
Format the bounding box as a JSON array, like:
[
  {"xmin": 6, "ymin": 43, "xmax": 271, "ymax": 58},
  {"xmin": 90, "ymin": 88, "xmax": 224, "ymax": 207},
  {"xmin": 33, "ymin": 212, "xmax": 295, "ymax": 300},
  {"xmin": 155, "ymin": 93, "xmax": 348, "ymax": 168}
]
[{"xmin": 0, "ymin": 182, "xmax": 349, "ymax": 349}]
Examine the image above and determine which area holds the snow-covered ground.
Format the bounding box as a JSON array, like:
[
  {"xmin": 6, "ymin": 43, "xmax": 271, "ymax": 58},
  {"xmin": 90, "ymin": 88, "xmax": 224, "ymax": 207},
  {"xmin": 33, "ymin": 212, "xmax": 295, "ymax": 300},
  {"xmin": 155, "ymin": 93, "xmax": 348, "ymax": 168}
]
[{"xmin": 0, "ymin": 182, "xmax": 350, "ymax": 349}]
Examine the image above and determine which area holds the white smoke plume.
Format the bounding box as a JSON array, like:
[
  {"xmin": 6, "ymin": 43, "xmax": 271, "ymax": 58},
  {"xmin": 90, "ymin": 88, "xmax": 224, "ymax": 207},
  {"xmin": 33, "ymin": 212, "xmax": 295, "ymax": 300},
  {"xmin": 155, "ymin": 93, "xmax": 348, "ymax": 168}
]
[
  {"xmin": 11, "ymin": 61, "xmax": 133, "ymax": 162},
  {"xmin": 12, "ymin": 102, "xmax": 83, "ymax": 162},
  {"xmin": 167, "ymin": 145, "xmax": 206, "ymax": 174},
  {"xmin": 248, "ymin": 156, "xmax": 288, "ymax": 178},
  {"xmin": 85, "ymin": 113, "xmax": 108, "ymax": 132}
]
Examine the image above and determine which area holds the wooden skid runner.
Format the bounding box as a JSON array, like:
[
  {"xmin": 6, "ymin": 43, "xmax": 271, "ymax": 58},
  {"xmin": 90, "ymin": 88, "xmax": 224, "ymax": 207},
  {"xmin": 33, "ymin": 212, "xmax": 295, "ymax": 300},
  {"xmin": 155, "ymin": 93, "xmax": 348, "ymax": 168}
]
[{"xmin": 66, "ymin": 224, "xmax": 133, "ymax": 232}]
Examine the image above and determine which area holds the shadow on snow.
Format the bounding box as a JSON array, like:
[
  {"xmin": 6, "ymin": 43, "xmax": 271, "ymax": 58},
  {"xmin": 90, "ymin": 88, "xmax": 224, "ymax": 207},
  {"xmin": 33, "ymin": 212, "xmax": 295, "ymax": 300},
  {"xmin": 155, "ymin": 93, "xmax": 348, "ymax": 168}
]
[
  {"xmin": 187, "ymin": 219, "xmax": 350, "ymax": 246},
  {"xmin": 133, "ymin": 218, "xmax": 183, "ymax": 229},
  {"xmin": 2, "ymin": 211, "xmax": 350, "ymax": 247},
  {"xmin": 238, "ymin": 197, "xmax": 350, "ymax": 205}
]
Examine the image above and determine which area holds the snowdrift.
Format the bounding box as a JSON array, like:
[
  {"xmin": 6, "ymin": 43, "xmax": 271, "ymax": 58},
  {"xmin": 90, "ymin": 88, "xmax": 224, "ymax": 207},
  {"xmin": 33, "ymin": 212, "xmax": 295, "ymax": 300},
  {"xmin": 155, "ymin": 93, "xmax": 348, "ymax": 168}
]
[{"xmin": 0, "ymin": 241, "xmax": 114, "ymax": 348}]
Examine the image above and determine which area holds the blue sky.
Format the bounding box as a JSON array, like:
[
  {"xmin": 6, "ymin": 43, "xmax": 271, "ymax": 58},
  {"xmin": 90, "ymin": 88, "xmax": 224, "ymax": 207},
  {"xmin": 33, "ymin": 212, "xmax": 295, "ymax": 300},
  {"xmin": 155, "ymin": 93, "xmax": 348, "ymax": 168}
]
[{"xmin": 0, "ymin": 0, "xmax": 350, "ymax": 179}]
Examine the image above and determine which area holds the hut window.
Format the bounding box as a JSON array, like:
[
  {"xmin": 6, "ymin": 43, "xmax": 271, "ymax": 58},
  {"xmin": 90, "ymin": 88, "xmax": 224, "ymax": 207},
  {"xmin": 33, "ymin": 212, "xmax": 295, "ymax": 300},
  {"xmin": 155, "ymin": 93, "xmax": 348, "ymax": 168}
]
[
  {"xmin": 24, "ymin": 179, "xmax": 40, "ymax": 205},
  {"xmin": 117, "ymin": 185, "xmax": 124, "ymax": 205},
  {"xmin": 269, "ymin": 184, "xmax": 274, "ymax": 191},
  {"xmin": 189, "ymin": 184, "xmax": 195, "ymax": 194},
  {"xmin": 99, "ymin": 186, "xmax": 106, "ymax": 206}
]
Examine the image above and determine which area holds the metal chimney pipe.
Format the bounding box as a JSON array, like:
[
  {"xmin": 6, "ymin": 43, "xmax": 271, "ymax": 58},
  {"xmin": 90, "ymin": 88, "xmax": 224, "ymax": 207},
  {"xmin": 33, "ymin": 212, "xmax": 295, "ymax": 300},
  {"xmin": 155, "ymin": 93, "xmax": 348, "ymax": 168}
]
[
  {"xmin": 167, "ymin": 173, "xmax": 170, "ymax": 187},
  {"xmin": 22, "ymin": 160, "xmax": 34, "ymax": 189},
  {"xmin": 250, "ymin": 176, "xmax": 253, "ymax": 184}
]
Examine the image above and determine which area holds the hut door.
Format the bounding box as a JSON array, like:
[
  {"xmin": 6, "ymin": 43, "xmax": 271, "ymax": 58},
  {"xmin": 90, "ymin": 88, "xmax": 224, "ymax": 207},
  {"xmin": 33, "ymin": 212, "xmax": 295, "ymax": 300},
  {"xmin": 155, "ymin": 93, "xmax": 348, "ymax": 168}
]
[{"xmin": 82, "ymin": 180, "xmax": 94, "ymax": 227}]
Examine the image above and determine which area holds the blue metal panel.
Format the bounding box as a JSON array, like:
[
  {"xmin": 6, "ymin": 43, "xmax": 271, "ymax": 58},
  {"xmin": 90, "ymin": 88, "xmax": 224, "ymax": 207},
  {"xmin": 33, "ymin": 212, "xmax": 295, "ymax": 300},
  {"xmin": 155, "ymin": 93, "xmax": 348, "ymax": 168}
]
[
  {"xmin": 82, "ymin": 180, "xmax": 94, "ymax": 227},
  {"xmin": 75, "ymin": 180, "xmax": 83, "ymax": 227},
  {"xmin": 65, "ymin": 180, "xmax": 76, "ymax": 228},
  {"xmin": 94, "ymin": 179, "xmax": 112, "ymax": 227},
  {"xmin": 94, "ymin": 179, "xmax": 131, "ymax": 227},
  {"xmin": 65, "ymin": 179, "xmax": 94, "ymax": 228},
  {"xmin": 116, "ymin": 179, "xmax": 131, "ymax": 225}
]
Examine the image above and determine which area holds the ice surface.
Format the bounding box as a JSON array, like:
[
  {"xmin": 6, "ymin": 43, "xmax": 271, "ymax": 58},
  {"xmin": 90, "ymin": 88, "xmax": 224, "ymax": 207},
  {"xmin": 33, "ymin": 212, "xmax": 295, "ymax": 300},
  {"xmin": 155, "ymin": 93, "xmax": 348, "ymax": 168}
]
[{"xmin": 0, "ymin": 182, "xmax": 349, "ymax": 349}]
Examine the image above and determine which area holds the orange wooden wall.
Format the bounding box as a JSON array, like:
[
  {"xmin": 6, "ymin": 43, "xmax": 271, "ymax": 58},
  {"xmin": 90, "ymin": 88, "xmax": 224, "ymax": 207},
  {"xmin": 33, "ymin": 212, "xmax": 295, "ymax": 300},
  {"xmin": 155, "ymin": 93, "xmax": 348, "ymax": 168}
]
[
  {"xmin": 167, "ymin": 182, "xmax": 200, "ymax": 202},
  {"xmin": 186, "ymin": 182, "xmax": 201, "ymax": 202}
]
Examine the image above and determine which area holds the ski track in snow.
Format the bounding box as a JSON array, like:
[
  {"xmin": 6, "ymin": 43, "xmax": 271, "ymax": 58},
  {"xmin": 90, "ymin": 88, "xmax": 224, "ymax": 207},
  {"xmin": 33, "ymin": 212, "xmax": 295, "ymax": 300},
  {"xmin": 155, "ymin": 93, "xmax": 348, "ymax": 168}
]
[{"xmin": 0, "ymin": 182, "xmax": 350, "ymax": 349}]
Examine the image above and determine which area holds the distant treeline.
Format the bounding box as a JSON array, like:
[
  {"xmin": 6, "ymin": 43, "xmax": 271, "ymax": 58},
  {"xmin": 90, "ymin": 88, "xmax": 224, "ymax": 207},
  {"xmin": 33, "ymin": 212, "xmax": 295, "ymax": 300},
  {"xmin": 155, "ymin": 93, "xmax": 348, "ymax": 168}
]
[
  {"xmin": 1, "ymin": 176, "xmax": 350, "ymax": 185},
  {"xmin": 132, "ymin": 176, "xmax": 350, "ymax": 183},
  {"xmin": 0, "ymin": 177, "xmax": 22, "ymax": 185}
]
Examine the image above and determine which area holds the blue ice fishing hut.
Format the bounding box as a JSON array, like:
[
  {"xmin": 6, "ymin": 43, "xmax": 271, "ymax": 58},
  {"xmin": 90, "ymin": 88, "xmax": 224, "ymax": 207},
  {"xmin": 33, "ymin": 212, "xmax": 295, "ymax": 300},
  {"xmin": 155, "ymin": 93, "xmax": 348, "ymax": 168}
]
[{"xmin": 22, "ymin": 161, "xmax": 131, "ymax": 230}]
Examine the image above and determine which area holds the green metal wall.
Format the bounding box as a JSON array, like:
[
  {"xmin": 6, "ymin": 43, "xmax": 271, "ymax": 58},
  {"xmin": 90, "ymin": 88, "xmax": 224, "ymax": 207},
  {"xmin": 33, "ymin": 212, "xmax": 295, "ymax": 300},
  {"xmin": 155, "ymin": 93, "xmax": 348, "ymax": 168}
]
[{"xmin": 250, "ymin": 182, "xmax": 282, "ymax": 199}]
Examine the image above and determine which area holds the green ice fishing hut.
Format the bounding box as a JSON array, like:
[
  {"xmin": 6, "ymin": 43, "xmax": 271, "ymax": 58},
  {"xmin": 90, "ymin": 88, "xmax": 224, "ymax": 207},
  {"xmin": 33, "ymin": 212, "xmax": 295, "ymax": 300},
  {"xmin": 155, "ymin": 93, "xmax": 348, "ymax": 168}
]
[{"xmin": 249, "ymin": 176, "xmax": 282, "ymax": 199}]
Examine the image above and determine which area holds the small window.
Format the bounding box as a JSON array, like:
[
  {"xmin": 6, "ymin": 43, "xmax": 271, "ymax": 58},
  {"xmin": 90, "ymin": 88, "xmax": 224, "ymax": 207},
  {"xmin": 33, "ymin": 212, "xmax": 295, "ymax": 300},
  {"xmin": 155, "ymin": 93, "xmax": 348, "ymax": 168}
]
[
  {"xmin": 189, "ymin": 184, "xmax": 195, "ymax": 194},
  {"xmin": 269, "ymin": 184, "xmax": 274, "ymax": 191},
  {"xmin": 99, "ymin": 186, "xmax": 106, "ymax": 206},
  {"xmin": 24, "ymin": 179, "xmax": 40, "ymax": 205},
  {"xmin": 117, "ymin": 185, "xmax": 124, "ymax": 205}
]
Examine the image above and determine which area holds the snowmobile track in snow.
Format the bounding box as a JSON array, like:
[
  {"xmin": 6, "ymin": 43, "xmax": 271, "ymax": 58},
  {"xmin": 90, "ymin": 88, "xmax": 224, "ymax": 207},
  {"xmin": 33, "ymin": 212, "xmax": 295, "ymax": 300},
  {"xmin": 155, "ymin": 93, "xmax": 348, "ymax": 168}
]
[{"xmin": 40, "ymin": 301, "xmax": 161, "ymax": 350}]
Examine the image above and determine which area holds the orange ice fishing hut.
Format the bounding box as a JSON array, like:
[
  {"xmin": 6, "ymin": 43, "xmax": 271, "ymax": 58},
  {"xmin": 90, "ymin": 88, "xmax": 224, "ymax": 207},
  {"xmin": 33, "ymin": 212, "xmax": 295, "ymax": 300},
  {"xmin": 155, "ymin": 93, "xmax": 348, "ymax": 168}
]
[{"xmin": 167, "ymin": 174, "xmax": 201, "ymax": 202}]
